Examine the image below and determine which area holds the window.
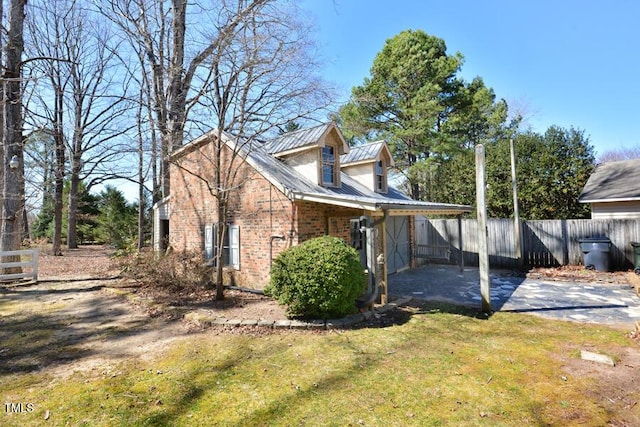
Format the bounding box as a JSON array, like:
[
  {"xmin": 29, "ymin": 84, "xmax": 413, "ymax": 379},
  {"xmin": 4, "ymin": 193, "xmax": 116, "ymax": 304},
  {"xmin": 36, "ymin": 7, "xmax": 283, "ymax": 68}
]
[
  {"xmin": 322, "ymin": 145, "xmax": 336, "ymax": 186},
  {"xmin": 204, "ymin": 223, "xmax": 240, "ymax": 270},
  {"xmin": 376, "ymin": 160, "xmax": 386, "ymax": 193}
]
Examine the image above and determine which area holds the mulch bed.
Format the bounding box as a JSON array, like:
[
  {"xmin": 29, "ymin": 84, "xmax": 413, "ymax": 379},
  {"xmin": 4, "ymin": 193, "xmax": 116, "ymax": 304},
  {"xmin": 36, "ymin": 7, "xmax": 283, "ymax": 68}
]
[{"xmin": 527, "ymin": 265, "xmax": 633, "ymax": 284}]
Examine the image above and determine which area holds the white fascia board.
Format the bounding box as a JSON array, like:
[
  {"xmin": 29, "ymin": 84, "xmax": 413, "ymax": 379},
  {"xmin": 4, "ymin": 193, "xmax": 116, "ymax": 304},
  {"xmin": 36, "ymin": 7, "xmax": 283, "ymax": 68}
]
[
  {"xmin": 291, "ymin": 192, "xmax": 378, "ymax": 211},
  {"xmin": 580, "ymin": 197, "xmax": 640, "ymax": 203}
]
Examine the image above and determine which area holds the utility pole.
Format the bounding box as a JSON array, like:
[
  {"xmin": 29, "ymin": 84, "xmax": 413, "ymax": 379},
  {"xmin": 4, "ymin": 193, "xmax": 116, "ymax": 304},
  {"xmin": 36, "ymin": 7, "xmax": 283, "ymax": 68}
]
[{"xmin": 475, "ymin": 144, "xmax": 491, "ymax": 313}]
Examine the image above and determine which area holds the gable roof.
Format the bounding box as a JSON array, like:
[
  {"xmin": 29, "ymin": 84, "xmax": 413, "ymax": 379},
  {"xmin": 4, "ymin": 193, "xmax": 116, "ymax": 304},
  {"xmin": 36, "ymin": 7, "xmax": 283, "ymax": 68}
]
[
  {"xmin": 264, "ymin": 122, "xmax": 348, "ymax": 156},
  {"xmin": 172, "ymin": 125, "xmax": 472, "ymax": 216},
  {"xmin": 579, "ymin": 159, "xmax": 640, "ymax": 203},
  {"xmin": 341, "ymin": 140, "xmax": 395, "ymax": 168},
  {"xmin": 237, "ymin": 135, "xmax": 470, "ymax": 216}
]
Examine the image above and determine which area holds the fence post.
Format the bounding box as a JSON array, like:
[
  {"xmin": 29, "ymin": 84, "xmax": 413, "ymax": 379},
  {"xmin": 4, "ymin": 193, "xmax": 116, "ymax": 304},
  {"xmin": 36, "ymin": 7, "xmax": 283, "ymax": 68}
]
[
  {"xmin": 510, "ymin": 139, "xmax": 523, "ymax": 269},
  {"xmin": 458, "ymin": 215, "xmax": 464, "ymax": 271},
  {"xmin": 476, "ymin": 144, "xmax": 491, "ymax": 313},
  {"xmin": 32, "ymin": 248, "xmax": 39, "ymax": 282}
]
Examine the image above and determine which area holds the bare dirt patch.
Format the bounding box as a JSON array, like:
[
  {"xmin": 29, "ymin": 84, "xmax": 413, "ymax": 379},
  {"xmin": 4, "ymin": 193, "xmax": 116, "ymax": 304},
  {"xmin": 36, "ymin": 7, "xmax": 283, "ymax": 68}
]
[
  {"xmin": 559, "ymin": 345, "xmax": 640, "ymax": 426},
  {"xmin": 37, "ymin": 244, "xmax": 120, "ymax": 279},
  {"xmin": 37, "ymin": 245, "xmax": 289, "ymax": 323},
  {"xmin": 131, "ymin": 280, "xmax": 288, "ymax": 322}
]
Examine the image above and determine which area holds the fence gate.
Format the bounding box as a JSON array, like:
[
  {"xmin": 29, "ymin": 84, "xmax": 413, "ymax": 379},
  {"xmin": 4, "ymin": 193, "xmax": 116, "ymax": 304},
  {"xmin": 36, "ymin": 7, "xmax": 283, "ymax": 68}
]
[{"xmin": 386, "ymin": 216, "xmax": 410, "ymax": 274}]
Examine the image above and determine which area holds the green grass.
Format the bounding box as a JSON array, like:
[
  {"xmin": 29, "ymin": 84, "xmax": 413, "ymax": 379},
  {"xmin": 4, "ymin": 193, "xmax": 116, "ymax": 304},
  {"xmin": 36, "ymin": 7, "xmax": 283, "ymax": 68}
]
[{"xmin": 0, "ymin": 302, "xmax": 637, "ymax": 426}]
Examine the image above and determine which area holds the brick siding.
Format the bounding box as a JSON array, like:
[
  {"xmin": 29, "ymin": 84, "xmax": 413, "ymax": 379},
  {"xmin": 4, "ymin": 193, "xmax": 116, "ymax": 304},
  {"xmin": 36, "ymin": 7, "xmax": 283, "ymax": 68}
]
[{"xmin": 169, "ymin": 138, "xmax": 368, "ymax": 289}]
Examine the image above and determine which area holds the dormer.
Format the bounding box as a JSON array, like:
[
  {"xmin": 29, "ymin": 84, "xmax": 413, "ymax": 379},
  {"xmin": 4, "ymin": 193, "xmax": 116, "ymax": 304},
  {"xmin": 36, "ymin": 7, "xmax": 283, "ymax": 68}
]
[
  {"xmin": 341, "ymin": 141, "xmax": 395, "ymax": 194},
  {"xmin": 265, "ymin": 122, "xmax": 349, "ymax": 188}
]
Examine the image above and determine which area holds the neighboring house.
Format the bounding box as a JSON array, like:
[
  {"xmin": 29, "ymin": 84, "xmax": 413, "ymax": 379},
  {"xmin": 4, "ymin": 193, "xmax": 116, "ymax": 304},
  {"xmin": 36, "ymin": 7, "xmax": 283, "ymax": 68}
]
[
  {"xmin": 153, "ymin": 122, "xmax": 471, "ymax": 301},
  {"xmin": 579, "ymin": 159, "xmax": 640, "ymax": 219}
]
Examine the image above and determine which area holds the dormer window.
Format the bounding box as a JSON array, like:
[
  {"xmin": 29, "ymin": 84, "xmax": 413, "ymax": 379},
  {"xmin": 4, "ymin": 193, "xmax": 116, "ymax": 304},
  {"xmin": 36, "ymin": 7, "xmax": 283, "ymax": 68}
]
[
  {"xmin": 322, "ymin": 145, "xmax": 337, "ymax": 186},
  {"xmin": 376, "ymin": 160, "xmax": 387, "ymax": 193}
]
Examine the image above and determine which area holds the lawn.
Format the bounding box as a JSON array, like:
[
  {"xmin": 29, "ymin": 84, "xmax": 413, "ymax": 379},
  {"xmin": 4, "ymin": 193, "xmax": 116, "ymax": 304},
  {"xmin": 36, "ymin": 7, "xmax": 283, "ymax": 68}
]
[{"xmin": 1, "ymin": 302, "xmax": 638, "ymax": 426}]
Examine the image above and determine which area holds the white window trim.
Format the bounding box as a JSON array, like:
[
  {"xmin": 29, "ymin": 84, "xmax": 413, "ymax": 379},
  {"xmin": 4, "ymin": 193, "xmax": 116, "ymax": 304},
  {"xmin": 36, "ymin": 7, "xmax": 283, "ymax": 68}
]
[
  {"xmin": 375, "ymin": 160, "xmax": 387, "ymax": 193},
  {"xmin": 204, "ymin": 223, "xmax": 240, "ymax": 270},
  {"xmin": 320, "ymin": 145, "xmax": 340, "ymax": 187}
]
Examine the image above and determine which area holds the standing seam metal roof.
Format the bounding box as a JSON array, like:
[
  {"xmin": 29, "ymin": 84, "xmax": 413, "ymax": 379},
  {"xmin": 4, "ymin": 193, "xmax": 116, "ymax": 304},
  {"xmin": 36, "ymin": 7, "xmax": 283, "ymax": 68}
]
[
  {"xmin": 241, "ymin": 136, "xmax": 470, "ymax": 213},
  {"xmin": 341, "ymin": 140, "xmax": 385, "ymax": 165},
  {"xmin": 264, "ymin": 122, "xmax": 333, "ymax": 155},
  {"xmin": 180, "ymin": 127, "xmax": 471, "ymax": 214}
]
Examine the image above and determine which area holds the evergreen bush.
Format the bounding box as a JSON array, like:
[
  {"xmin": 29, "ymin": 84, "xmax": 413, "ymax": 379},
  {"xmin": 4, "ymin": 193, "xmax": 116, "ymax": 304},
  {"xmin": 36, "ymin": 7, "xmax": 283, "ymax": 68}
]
[{"xmin": 265, "ymin": 236, "xmax": 366, "ymax": 319}]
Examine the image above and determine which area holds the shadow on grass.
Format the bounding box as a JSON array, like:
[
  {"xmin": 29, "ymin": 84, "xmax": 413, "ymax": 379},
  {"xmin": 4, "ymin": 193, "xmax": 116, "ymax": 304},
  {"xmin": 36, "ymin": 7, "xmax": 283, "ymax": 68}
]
[
  {"xmin": 0, "ymin": 279, "xmax": 179, "ymax": 375},
  {"xmin": 344, "ymin": 299, "xmax": 489, "ymax": 331}
]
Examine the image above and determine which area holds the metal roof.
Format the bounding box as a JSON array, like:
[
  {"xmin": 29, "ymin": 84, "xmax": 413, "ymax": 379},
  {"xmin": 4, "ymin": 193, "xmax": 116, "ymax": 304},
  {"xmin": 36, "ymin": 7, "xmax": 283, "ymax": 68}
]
[
  {"xmin": 242, "ymin": 137, "xmax": 471, "ymax": 215},
  {"xmin": 579, "ymin": 159, "xmax": 640, "ymax": 203},
  {"xmin": 341, "ymin": 140, "xmax": 385, "ymax": 164},
  {"xmin": 264, "ymin": 122, "xmax": 334, "ymax": 155},
  {"xmin": 176, "ymin": 126, "xmax": 472, "ymax": 215}
]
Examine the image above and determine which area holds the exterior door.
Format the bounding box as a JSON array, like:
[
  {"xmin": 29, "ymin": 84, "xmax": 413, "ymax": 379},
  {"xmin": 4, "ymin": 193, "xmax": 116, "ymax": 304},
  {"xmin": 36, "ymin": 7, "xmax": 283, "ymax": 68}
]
[{"xmin": 386, "ymin": 216, "xmax": 410, "ymax": 274}]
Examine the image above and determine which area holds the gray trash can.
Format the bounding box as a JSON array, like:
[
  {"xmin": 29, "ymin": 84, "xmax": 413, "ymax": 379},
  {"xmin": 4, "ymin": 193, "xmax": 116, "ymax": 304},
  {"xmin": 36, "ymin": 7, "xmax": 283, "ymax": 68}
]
[
  {"xmin": 631, "ymin": 242, "xmax": 640, "ymax": 274},
  {"xmin": 578, "ymin": 237, "xmax": 612, "ymax": 272}
]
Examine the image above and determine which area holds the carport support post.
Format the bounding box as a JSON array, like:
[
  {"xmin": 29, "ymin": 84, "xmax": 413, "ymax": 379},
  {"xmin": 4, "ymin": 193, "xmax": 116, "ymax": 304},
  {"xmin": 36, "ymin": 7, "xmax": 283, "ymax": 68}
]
[
  {"xmin": 380, "ymin": 210, "xmax": 388, "ymax": 304},
  {"xmin": 476, "ymin": 145, "xmax": 491, "ymax": 313},
  {"xmin": 458, "ymin": 214, "xmax": 464, "ymax": 271}
]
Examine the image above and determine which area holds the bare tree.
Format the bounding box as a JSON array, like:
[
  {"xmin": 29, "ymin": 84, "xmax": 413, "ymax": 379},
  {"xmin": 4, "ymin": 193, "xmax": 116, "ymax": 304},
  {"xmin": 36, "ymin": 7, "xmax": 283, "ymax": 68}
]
[
  {"xmin": 105, "ymin": 0, "xmax": 275, "ymax": 201},
  {"xmin": 65, "ymin": 18, "xmax": 134, "ymax": 248},
  {"xmin": 171, "ymin": 2, "xmax": 334, "ymax": 299},
  {"xmin": 24, "ymin": 0, "xmax": 136, "ymax": 249},
  {"xmin": 597, "ymin": 146, "xmax": 640, "ymax": 163},
  {"xmin": 104, "ymin": 0, "xmax": 333, "ymax": 298},
  {"xmin": 23, "ymin": 1, "xmax": 71, "ymax": 255},
  {"xmin": 1, "ymin": 0, "xmax": 27, "ymax": 258}
]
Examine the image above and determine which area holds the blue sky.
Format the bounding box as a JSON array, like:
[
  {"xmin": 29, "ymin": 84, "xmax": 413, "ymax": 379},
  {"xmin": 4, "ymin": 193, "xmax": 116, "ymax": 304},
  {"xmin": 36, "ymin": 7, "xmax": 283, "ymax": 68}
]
[{"xmin": 299, "ymin": 0, "xmax": 640, "ymax": 158}]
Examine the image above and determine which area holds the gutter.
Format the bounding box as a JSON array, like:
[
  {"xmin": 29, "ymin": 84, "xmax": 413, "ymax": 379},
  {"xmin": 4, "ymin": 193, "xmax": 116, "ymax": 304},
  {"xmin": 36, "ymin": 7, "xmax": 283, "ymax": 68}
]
[{"xmin": 580, "ymin": 197, "xmax": 640, "ymax": 204}]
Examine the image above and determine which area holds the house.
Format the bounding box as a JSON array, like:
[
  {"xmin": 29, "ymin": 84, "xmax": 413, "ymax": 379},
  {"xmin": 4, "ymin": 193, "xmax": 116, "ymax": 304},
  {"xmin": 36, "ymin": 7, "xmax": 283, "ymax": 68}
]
[
  {"xmin": 153, "ymin": 122, "xmax": 471, "ymax": 301},
  {"xmin": 579, "ymin": 159, "xmax": 640, "ymax": 219}
]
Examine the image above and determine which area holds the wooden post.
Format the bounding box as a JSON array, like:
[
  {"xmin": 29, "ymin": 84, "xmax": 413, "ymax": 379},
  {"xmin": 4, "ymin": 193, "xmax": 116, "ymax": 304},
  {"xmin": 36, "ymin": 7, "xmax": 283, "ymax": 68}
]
[
  {"xmin": 476, "ymin": 145, "xmax": 491, "ymax": 313},
  {"xmin": 380, "ymin": 211, "xmax": 388, "ymax": 304},
  {"xmin": 32, "ymin": 248, "xmax": 39, "ymax": 282},
  {"xmin": 458, "ymin": 214, "xmax": 464, "ymax": 271},
  {"xmin": 510, "ymin": 139, "xmax": 523, "ymax": 268}
]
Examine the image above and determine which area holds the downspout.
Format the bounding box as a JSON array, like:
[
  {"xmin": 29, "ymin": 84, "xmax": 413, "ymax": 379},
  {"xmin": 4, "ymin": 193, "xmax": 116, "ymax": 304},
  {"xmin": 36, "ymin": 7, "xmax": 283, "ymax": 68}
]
[{"xmin": 269, "ymin": 235, "xmax": 285, "ymax": 269}]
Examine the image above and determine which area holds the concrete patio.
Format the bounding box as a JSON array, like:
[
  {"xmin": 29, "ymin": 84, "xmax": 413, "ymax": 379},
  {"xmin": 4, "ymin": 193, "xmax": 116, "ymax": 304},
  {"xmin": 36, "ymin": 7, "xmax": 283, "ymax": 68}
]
[{"xmin": 387, "ymin": 264, "xmax": 640, "ymax": 329}]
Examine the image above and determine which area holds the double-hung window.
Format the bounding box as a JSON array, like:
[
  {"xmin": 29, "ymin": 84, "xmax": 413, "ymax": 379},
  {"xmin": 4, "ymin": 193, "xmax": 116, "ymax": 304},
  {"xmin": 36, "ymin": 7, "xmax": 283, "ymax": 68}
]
[
  {"xmin": 375, "ymin": 160, "xmax": 387, "ymax": 193},
  {"xmin": 321, "ymin": 145, "xmax": 336, "ymax": 186},
  {"xmin": 204, "ymin": 223, "xmax": 240, "ymax": 270}
]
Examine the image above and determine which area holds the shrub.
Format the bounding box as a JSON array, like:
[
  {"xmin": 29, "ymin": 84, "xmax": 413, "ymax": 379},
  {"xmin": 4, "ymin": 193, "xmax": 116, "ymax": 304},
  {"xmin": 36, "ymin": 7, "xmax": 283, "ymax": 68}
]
[
  {"xmin": 265, "ymin": 236, "xmax": 366, "ymax": 319},
  {"xmin": 118, "ymin": 249, "xmax": 212, "ymax": 292}
]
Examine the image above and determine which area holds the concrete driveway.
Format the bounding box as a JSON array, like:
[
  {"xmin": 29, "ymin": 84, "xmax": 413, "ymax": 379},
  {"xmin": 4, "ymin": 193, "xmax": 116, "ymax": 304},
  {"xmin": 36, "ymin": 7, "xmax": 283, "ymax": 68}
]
[{"xmin": 388, "ymin": 264, "xmax": 640, "ymax": 329}]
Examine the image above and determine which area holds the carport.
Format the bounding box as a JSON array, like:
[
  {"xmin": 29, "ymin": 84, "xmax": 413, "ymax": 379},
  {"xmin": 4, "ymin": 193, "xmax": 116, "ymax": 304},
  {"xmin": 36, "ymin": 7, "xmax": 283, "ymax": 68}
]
[{"xmin": 364, "ymin": 201, "xmax": 473, "ymax": 304}]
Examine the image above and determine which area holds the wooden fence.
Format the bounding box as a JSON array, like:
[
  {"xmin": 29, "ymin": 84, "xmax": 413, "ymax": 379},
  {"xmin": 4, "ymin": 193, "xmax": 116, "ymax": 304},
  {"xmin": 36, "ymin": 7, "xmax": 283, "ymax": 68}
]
[
  {"xmin": 0, "ymin": 249, "xmax": 39, "ymax": 282},
  {"xmin": 416, "ymin": 218, "xmax": 640, "ymax": 270}
]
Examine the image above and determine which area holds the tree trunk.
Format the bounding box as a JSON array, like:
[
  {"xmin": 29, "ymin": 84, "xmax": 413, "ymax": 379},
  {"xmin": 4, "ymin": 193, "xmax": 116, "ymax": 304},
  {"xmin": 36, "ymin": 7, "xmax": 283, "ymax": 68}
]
[
  {"xmin": 0, "ymin": 0, "xmax": 27, "ymax": 263},
  {"xmin": 52, "ymin": 158, "xmax": 64, "ymax": 255},
  {"xmin": 137, "ymin": 106, "xmax": 145, "ymax": 251},
  {"xmin": 215, "ymin": 216, "xmax": 226, "ymax": 301},
  {"xmin": 52, "ymin": 86, "xmax": 65, "ymax": 256},
  {"xmin": 66, "ymin": 166, "xmax": 80, "ymax": 248}
]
